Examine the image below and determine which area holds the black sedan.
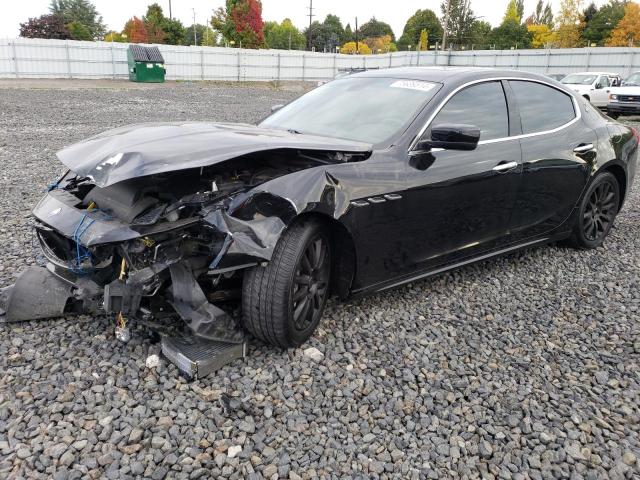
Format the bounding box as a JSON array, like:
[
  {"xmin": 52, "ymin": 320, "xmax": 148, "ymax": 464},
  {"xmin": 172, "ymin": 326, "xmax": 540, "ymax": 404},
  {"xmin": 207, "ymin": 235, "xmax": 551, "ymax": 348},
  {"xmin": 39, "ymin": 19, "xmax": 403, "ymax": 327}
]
[{"xmin": 2, "ymin": 68, "xmax": 637, "ymax": 368}]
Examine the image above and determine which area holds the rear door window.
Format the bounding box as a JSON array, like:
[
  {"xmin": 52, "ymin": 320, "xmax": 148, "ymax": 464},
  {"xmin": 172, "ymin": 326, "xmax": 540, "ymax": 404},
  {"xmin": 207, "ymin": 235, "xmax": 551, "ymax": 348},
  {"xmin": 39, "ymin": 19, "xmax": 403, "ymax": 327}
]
[{"xmin": 509, "ymin": 80, "xmax": 576, "ymax": 134}]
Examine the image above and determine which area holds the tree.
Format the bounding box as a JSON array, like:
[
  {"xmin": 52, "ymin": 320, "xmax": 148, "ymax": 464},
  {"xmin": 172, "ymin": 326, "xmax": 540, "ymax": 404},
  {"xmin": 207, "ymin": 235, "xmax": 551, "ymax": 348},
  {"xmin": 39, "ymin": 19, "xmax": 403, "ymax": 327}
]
[
  {"xmin": 183, "ymin": 24, "xmax": 217, "ymax": 46},
  {"xmin": 163, "ymin": 18, "xmax": 186, "ymax": 45},
  {"xmin": 19, "ymin": 14, "xmax": 71, "ymax": 39},
  {"xmin": 527, "ymin": 23, "xmax": 556, "ymax": 47},
  {"xmin": 303, "ymin": 15, "xmax": 345, "ymax": 52},
  {"xmin": 504, "ymin": 0, "xmax": 522, "ymax": 23},
  {"xmin": 212, "ymin": 0, "xmax": 265, "ymax": 49},
  {"xmin": 397, "ymin": 9, "xmax": 443, "ymax": 50},
  {"xmin": 489, "ymin": 20, "xmax": 532, "ymax": 48},
  {"xmin": 50, "ymin": 0, "xmax": 105, "ymax": 39},
  {"xmin": 67, "ymin": 20, "xmax": 92, "ymax": 40},
  {"xmin": 555, "ymin": 0, "xmax": 585, "ymax": 47},
  {"xmin": 583, "ymin": 1, "xmax": 626, "ymax": 46},
  {"xmin": 419, "ymin": 29, "xmax": 429, "ymax": 50},
  {"xmin": 516, "ymin": 0, "xmax": 525, "ymax": 20},
  {"xmin": 441, "ymin": 0, "xmax": 478, "ymax": 48},
  {"xmin": 339, "ymin": 41, "xmax": 372, "ymax": 54},
  {"xmin": 363, "ymin": 35, "xmax": 397, "ymax": 53},
  {"xmin": 143, "ymin": 3, "xmax": 166, "ymax": 44},
  {"xmin": 344, "ymin": 23, "xmax": 354, "ymax": 43},
  {"xmin": 525, "ymin": 0, "xmax": 554, "ymax": 26},
  {"xmin": 264, "ymin": 19, "xmax": 306, "ymax": 50},
  {"xmin": 607, "ymin": 1, "xmax": 640, "ymax": 46},
  {"xmin": 358, "ymin": 17, "xmax": 395, "ymax": 41},
  {"xmin": 469, "ymin": 20, "xmax": 492, "ymax": 47},
  {"xmin": 124, "ymin": 17, "xmax": 148, "ymax": 43},
  {"xmin": 104, "ymin": 31, "xmax": 127, "ymax": 42}
]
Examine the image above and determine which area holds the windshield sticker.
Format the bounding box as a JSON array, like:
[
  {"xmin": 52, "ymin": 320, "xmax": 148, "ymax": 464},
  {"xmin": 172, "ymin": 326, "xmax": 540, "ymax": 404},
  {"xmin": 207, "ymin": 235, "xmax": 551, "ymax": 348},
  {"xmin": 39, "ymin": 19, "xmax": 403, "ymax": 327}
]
[{"xmin": 390, "ymin": 80, "xmax": 436, "ymax": 92}]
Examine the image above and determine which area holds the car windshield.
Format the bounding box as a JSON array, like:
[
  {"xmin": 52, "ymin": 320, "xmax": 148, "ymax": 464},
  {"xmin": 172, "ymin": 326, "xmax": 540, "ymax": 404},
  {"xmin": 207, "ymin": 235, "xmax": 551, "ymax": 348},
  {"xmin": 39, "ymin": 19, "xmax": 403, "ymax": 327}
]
[
  {"xmin": 624, "ymin": 73, "xmax": 640, "ymax": 85},
  {"xmin": 260, "ymin": 77, "xmax": 440, "ymax": 144},
  {"xmin": 561, "ymin": 74, "xmax": 597, "ymax": 85}
]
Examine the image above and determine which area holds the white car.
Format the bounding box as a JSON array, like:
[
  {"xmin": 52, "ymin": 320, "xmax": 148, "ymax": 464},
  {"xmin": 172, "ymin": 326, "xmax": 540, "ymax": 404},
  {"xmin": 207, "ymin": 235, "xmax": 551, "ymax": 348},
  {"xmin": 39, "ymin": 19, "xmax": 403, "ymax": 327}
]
[
  {"xmin": 561, "ymin": 72, "xmax": 621, "ymax": 107},
  {"xmin": 607, "ymin": 71, "xmax": 640, "ymax": 118}
]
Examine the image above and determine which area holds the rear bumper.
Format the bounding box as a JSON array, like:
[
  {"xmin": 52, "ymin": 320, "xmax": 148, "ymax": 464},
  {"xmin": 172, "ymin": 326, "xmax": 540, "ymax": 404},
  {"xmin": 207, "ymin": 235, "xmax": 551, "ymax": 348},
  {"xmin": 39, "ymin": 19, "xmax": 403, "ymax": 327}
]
[{"xmin": 607, "ymin": 102, "xmax": 640, "ymax": 115}]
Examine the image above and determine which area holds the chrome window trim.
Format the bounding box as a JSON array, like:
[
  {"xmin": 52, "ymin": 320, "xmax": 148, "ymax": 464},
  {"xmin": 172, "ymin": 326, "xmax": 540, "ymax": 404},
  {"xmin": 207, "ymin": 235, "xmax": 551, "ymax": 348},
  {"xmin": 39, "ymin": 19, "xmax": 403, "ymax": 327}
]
[{"xmin": 409, "ymin": 76, "xmax": 582, "ymax": 152}]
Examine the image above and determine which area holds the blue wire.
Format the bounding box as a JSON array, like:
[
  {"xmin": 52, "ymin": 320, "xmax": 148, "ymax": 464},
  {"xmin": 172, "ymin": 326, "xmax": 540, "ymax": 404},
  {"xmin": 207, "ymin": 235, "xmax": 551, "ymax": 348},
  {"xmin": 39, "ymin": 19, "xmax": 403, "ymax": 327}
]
[{"xmin": 69, "ymin": 213, "xmax": 96, "ymax": 275}]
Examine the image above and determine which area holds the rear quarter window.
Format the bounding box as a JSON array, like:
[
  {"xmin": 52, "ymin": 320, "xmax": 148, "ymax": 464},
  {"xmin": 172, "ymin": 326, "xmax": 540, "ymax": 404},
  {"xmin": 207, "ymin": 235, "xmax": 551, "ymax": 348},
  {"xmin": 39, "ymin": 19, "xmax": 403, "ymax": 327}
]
[{"xmin": 509, "ymin": 80, "xmax": 576, "ymax": 134}]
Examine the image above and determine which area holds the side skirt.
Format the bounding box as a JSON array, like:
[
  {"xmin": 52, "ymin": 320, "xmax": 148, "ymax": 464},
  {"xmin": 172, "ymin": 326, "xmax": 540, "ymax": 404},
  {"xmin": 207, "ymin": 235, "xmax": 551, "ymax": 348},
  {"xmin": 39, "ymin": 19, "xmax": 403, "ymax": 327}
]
[{"xmin": 349, "ymin": 234, "xmax": 564, "ymax": 298}]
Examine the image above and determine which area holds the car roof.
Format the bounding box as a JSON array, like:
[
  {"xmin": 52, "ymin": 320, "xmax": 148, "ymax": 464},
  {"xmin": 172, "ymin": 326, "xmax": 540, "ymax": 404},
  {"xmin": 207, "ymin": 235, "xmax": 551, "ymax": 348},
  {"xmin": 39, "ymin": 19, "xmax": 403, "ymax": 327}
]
[
  {"xmin": 349, "ymin": 66, "xmax": 547, "ymax": 84},
  {"xmin": 566, "ymin": 71, "xmax": 619, "ymax": 76}
]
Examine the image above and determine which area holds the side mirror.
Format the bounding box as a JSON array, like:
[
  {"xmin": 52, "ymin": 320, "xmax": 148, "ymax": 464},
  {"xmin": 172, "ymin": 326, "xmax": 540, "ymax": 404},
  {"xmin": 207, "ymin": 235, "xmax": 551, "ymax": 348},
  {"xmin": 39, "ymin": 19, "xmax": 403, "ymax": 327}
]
[
  {"xmin": 416, "ymin": 123, "xmax": 481, "ymax": 151},
  {"xmin": 595, "ymin": 83, "xmax": 603, "ymax": 89},
  {"xmin": 271, "ymin": 104, "xmax": 284, "ymax": 113}
]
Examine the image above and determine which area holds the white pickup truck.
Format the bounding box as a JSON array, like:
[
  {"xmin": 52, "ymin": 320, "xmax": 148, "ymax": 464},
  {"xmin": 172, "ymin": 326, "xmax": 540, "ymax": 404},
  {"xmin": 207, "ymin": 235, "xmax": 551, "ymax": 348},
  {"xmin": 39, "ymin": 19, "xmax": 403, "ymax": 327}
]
[
  {"xmin": 607, "ymin": 71, "xmax": 640, "ymax": 119},
  {"xmin": 560, "ymin": 72, "xmax": 621, "ymax": 107}
]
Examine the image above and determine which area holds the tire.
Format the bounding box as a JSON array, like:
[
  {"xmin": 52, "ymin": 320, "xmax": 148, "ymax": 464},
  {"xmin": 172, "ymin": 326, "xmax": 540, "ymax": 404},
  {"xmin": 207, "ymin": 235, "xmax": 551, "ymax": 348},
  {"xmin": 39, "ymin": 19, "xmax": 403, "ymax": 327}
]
[
  {"xmin": 566, "ymin": 172, "xmax": 620, "ymax": 249},
  {"xmin": 608, "ymin": 112, "xmax": 620, "ymax": 119},
  {"xmin": 241, "ymin": 218, "xmax": 331, "ymax": 347},
  {"xmin": 583, "ymin": 95, "xmax": 590, "ymax": 102}
]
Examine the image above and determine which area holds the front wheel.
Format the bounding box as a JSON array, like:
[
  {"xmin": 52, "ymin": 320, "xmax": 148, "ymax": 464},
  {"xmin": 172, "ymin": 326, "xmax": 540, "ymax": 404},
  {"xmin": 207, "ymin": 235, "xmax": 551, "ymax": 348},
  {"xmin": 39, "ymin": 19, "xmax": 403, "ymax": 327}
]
[
  {"xmin": 567, "ymin": 172, "xmax": 620, "ymax": 249},
  {"xmin": 241, "ymin": 219, "xmax": 331, "ymax": 347}
]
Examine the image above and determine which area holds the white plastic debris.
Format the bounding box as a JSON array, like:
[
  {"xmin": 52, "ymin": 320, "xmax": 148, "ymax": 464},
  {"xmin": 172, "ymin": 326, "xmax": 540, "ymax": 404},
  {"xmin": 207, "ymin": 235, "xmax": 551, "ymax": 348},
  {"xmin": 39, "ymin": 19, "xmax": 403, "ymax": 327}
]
[
  {"xmin": 227, "ymin": 445, "xmax": 242, "ymax": 458},
  {"xmin": 303, "ymin": 347, "xmax": 324, "ymax": 362},
  {"xmin": 146, "ymin": 354, "xmax": 160, "ymax": 369}
]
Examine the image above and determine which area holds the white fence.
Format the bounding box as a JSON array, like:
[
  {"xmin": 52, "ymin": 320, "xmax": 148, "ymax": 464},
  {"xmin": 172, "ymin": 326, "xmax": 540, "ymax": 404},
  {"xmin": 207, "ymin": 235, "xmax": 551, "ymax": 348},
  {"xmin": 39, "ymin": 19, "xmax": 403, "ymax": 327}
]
[{"xmin": 2, "ymin": 38, "xmax": 640, "ymax": 81}]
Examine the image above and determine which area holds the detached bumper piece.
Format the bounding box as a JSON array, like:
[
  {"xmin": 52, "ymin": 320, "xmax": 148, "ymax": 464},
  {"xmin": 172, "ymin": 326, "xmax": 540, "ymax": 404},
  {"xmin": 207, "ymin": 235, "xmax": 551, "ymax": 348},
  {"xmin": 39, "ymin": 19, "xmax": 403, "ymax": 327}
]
[
  {"xmin": 0, "ymin": 267, "xmax": 75, "ymax": 322},
  {"xmin": 161, "ymin": 335, "xmax": 247, "ymax": 379}
]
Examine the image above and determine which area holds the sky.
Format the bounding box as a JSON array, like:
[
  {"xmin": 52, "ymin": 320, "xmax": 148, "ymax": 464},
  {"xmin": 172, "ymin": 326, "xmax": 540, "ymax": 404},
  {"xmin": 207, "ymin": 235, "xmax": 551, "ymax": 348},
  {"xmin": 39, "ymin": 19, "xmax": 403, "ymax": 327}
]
[{"xmin": 3, "ymin": 0, "xmax": 608, "ymax": 40}]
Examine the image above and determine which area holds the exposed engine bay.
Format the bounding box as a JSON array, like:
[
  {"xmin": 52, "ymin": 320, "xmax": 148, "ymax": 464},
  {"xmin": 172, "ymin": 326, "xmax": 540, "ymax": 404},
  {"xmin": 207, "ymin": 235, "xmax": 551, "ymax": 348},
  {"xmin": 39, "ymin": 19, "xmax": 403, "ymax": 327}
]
[{"xmin": 0, "ymin": 146, "xmax": 367, "ymax": 377}]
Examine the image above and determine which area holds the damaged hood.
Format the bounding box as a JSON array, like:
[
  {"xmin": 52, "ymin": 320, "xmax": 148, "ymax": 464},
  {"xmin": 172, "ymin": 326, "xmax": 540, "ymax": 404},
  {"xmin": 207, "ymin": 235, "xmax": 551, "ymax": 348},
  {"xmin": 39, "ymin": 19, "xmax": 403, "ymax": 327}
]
[{"xmin": 56, "ymin": 122, "xmax": 372, "ymax": 187}]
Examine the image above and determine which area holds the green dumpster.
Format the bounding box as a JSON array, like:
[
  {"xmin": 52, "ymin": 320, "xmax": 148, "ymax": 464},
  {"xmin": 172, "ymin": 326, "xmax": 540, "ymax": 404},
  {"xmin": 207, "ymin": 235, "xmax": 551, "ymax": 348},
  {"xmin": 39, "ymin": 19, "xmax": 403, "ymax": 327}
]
[{"xmin": 127, "ymin": 45, "xmax": 166, "ymax": 83}]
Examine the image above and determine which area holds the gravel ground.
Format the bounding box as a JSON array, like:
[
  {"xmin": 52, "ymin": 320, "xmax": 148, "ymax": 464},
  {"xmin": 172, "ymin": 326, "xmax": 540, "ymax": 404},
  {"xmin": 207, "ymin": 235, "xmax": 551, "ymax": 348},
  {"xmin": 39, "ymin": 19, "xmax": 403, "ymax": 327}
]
[{"xmin": 0, "ymin": 80, "xmax": 639, "ymax": 479}]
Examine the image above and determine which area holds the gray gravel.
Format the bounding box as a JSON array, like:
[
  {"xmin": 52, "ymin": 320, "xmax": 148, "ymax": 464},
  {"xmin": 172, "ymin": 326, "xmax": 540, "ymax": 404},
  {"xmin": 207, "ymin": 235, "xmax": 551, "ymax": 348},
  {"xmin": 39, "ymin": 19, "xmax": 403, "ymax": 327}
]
[{"xmin": 1, "ymin": 80, "xmax": 639, "ymax": 479}]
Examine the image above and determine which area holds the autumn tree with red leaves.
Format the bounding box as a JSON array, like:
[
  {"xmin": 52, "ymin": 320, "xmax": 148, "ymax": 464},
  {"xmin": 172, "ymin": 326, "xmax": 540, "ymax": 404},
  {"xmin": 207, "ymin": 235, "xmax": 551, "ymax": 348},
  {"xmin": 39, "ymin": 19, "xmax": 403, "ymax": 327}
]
[
  {"xmin": 123, "ymin": 16, "xmax": 148, "ymax": 43},
  {"xmin": 212, "ymin": 0, "xmax": 265, "ymax": 48}
]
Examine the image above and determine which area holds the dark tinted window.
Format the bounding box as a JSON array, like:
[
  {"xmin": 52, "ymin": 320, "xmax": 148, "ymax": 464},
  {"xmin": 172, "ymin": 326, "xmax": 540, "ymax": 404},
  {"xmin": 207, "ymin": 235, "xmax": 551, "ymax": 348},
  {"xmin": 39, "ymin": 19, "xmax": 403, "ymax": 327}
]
[
  {"xmin": 509, "ymin": 80, "xmax": 575, "ymax": 134},
  {"xmin": 431, "ymin": 81, "xmax": 508, "ymax": 141}
]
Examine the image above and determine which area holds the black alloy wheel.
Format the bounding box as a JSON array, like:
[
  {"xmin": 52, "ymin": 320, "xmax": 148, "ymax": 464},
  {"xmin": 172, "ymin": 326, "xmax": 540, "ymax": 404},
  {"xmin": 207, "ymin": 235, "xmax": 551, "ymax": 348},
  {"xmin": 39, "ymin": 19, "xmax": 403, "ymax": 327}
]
[
  {"xmin": 582, "ymin": 180, "xmax": 618, "ymax": 242},
  {"xmin": 242, "ymin": 219, "xmax": 332, "ymax": 347},
  {"xmin": 291, "ymin": 235, "xmax": 330, "ymax": 332},
  {"xmin": 568, "ymin": 172, "xmax": 620, "ymax": 249}
]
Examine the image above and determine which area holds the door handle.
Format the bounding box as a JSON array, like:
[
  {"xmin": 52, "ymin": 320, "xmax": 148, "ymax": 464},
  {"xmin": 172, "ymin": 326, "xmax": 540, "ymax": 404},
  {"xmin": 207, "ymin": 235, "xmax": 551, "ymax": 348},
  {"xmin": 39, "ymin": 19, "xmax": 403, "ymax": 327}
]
[
  {"xmin": 492, "ymin": 161, "xmax": 518, "ymax": 172},
  {"xmin": 573, "ymin": 143, "xmax": 594, "ymax": 153}
]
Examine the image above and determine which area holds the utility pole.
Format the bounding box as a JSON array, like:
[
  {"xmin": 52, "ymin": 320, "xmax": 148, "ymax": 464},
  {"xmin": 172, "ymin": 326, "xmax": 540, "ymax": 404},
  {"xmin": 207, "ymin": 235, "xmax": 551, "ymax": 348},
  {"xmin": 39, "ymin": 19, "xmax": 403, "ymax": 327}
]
[
  {"xmin": 168, "ymin": 0, "xmax": 172, "ymax": 19},
  {"xmin": 307, "ymin": 0, "xmax": 314, "ymax": 51},
  {"xmin": 355, "ymin": 17, "xmax": 358, "ymax": 54},
  {"xmin": 442, "ymin": 0, "xmax": 451, "ymax": 50},
  {"xmin": 192, "ymin": 8, "xmax": 197, "ymax": 46}
]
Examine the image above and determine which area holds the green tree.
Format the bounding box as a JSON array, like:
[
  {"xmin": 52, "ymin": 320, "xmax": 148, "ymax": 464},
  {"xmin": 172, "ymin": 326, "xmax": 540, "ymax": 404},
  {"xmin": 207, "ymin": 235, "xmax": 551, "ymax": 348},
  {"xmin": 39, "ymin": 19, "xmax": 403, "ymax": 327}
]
[
  {"xmin": 469, "ymin": 20, "xmax": 493, "ymax": 48},
  {"xmin": 489, "ymin": 20, "xmax": 532, "ymax": 48},
  {"xmin": 582, "ymin": 1, "xmax": 626, "ymax": 46},
  {"xmin": 504, "ymin": 0, "xmax": 522, "ymax": 23},
  {"xmin": 358, "ymin": 17, "xmax": 395, "ymax": 41},
  {"xmin": 67, "ymin": 20, "xmax": 92, "ymax": 40},
  {"xmin": 264, "ymin": 19, "xmax": 305, "ymax": 49},
  {"xmin": 143, "ymin": 3, "xmax": 166, "ymax": 43},
  {"xmin": 344, "ymin": 23, "xmax": 354, "ymax": 42},
  {"xmin": 162, "ymin": 18, "xmax": 186, "ymax": 45},
  {"xmin": 397, "ymin": 9, "xmax": 443, "ymax": 50},
  {"xmin": 212, "ymin": 0, "xmax": 265, "ymax": 48},
  {"xmin": 442, "ymin": 0, "xmax": 478, "ymax": 48},
  {"xmin": 183, "ymin": 24, "xmax": 217, "ymax": 46},
  {"xmin": 525, "ymin": 0, "xmax": 554, "ymax": 26},
  {"xmin": 304, "ymin": 15, "xmax": 345, "ymax": 52},
  {"xmin": 49, "ymin": 0, "xmax": 105, "ymax": 39}
]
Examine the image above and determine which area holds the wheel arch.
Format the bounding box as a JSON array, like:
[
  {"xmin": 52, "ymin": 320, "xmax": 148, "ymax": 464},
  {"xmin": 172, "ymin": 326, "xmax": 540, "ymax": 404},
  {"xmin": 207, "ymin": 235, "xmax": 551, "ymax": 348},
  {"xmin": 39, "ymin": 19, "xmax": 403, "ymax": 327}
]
[
  {"xmin": 600, "ymin": 162, "xmax": 627, "ymax": 210},
  {"xmin": 288, "ymin": 212, "xmax": 356, "ymax": 299}
]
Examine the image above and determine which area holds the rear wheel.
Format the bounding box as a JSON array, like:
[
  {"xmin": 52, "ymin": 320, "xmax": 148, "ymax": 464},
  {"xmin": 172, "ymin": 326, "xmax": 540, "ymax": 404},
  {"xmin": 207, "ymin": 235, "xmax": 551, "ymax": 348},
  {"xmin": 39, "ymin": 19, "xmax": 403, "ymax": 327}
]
[
  {"xmin": 608, "ymin": 112, "xmax": 620, "ymax": 119},
  {"xmin": 567, "ymin": 172, "xmax": 620, "ymax": 249},
  {"xmin": 241, "ymin": 219, "xmax": 331, "ymax": 347}
]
